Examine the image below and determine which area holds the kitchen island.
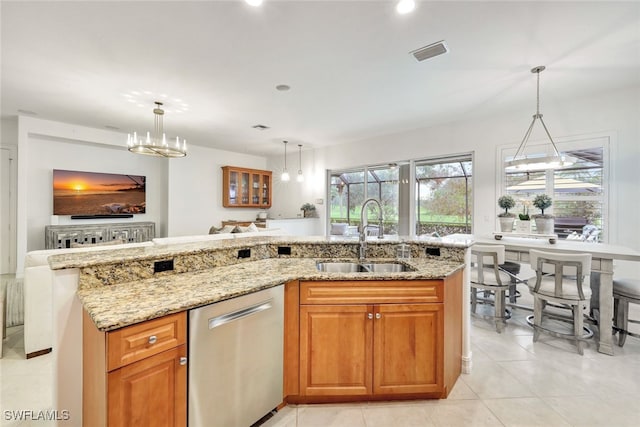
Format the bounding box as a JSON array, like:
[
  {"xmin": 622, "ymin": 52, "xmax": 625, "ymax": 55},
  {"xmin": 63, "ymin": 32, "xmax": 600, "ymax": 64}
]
[{"xmin": 48, "ymin": 235, "xmax": 473, "ymax": 426}]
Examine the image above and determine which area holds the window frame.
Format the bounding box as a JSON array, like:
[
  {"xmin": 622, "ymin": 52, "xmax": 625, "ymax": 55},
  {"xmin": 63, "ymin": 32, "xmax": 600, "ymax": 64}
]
[{"xmin": 498, "ymin": 134, "xmax": 610, "ymax": 241}]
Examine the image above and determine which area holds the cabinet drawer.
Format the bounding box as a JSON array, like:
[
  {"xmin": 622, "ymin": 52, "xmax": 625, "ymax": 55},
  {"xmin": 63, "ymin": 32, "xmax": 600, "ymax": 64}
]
[
  {"xmin": 107, "ymin": 312, "xmax": 186, "ymax": 371},
  {"xmin": 300, "ymin": 280, "xmax": 443, "ymax": 305}
]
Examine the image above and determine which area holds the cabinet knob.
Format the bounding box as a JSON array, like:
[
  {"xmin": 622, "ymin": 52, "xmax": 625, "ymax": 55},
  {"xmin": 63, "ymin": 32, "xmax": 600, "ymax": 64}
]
[
  {"xmin": 180, "ymin": 357, "xmax": 187, "ymax": 366},
  {"xmin": 367, "ymin": 313, "xmax": 373, "ymax": 319},
  {"xmin": 375, "ymin": 313, "xmax": 381, "ymax": 319},
  {"xmin": 148, "ymin": 335, "xmax": 157, "ymax": 344}
]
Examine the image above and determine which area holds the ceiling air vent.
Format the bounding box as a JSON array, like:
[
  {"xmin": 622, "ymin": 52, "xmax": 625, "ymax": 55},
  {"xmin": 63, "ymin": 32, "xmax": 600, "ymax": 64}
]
[
  {"xmin": 252, "ymin": 124, "xmax": 270, "ymax": 130},
  {"xmin": 410, "ymin": 40, "xmax": 448, "ymax": 62}
]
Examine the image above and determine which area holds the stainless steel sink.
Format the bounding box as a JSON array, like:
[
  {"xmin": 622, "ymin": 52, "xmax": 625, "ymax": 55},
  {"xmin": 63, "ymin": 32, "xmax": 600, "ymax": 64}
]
[
  {"xmin": 315, "ymin": 262, "xmax": 360, "ymax": 273},
  {"xmin": 316, "ymin": 261, "xmax": 414, "ymax": 273},
  {"xmin": 359, "ymin": 263, "xmax": 412, "ymax": 273}
]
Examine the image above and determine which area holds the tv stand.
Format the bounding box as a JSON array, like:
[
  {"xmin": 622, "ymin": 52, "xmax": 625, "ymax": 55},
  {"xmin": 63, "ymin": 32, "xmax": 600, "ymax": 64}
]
[{"xmin": 45, "ymin": 222, "xmax": 155, "ymax": 249}]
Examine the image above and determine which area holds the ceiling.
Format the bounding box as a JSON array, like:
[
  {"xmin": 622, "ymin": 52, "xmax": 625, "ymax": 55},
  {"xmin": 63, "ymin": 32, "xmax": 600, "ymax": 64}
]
[{"xmin": 2, "ymin": 1, "xmax": 639, "ymax": 156}]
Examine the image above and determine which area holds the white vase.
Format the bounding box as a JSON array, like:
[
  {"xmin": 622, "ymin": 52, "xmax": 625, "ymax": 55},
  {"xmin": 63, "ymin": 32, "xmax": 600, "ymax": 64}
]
[
  {"xmin": 515, "ymin": 220, "xmax": 532, "ymax": 233},
  {"xmin": 535, "ymin": 217, "xmax": 554, "ymax": 234},
  {"xmin": 498, "ymin": 217, "xmax": 515, "ymax": 232}
]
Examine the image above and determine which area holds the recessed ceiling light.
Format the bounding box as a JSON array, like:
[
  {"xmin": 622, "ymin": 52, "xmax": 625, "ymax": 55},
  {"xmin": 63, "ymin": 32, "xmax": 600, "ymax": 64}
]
[
  {"xmin": 276, "ymin": 84, "xmax": 290, "ymax": 91},
  {"xmin": 245, "ymin": 0, "xmax": 263, "ymax": 6},
  {"xmin": 252, "ymin": 124, "xmax": 270, "ymax": 130},
  {"xmin": 396, "ymin": 0, "xmax": 415, "ymax": 14}
]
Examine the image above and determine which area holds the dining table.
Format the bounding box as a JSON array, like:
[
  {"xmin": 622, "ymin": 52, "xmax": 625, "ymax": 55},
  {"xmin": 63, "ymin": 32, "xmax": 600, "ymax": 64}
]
[{"xmin": 453, "ymin": 233, "xmax": 640, "ymax": 355}]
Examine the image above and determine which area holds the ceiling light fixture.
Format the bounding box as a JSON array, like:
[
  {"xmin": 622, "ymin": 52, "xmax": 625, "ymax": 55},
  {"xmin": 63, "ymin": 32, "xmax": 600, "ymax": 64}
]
[
  {"xmin": 281, "ymin": 141, "xmax": 290, "ymax": 182},
  {"xmin": 505, "ymin": 66, "xmax": 574, "ymax": 172},
  {"xmin": 127, "ymin": 101, "xmax": 187, "ymax": 158},
  {"xmin": 296, "ymin": 144, "xmax": 304, "ymax": 182},
  {"xmin": 245, "ymin": 0, "xmax": 263, "ymax": 6},
  {"xmin": 410, "ymin": 40, "xmax": 448, "ymax": 62},
  {"xmin": 396, "ymin": 0, "xmax": 415, "ymax": 14}
]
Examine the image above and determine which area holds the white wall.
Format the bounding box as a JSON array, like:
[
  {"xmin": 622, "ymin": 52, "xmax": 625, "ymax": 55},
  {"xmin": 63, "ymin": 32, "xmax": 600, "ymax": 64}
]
[
  {"xmin": 16, "ymin": 116, "xmax": 168, "ymax": 273},
  {"xmin": 266, "ymin": 147, "xmax": 327, "ymax": 229},
  {"xmin": 1, "ymin": 118, "xmax": 19, "ymax": 273},
  {"xmin": 270, "ymin": 85, "xmax": 640, "ymax": 275},
  {"xmin": 166, "ymin": 144, "xmax": 268, "ymax": 236},
  {"xmin": 15, "ymin": 116, "xmax": 271, "ymax": 273}
]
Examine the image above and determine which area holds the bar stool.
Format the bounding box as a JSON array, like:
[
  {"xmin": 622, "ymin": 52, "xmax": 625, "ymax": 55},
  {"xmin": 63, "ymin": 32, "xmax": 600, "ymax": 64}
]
[
  {"xmin": 527, "ymin": 250, "xmax": 592, "ymax": 355},
  {"xmin": 470, "ymin": 245, "xmax": 512, "ymax": 333},
  {"xmin": 613, "ymin": 278, "xmax": 640, "ymax": 347}
]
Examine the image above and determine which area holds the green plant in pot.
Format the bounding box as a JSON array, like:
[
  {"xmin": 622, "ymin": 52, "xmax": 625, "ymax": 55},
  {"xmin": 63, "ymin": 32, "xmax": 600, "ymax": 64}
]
[
  {"xmin": 300, "ymin": 203, "xmax": 317, "ymax": 218},
  {"xmin": 515, "ymin": 200, "xmax": 532, "ymax": 233},
  {"xmin": 532, "ymin": 194, "xmax": 554, "ymax": 234},
  {"xmin": 497, "ymin": 195, "xmax": 516, "ymax": 232}
]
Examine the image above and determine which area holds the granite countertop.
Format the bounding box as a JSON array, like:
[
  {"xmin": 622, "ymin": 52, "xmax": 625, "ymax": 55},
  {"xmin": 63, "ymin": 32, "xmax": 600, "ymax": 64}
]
[
  {"xmin": 48, "ymin": 235, "xmax": 473, "ymax": 270},
  {"xmin": 78, "ymin": 257, "xmax": 464, "ymax": 332}
]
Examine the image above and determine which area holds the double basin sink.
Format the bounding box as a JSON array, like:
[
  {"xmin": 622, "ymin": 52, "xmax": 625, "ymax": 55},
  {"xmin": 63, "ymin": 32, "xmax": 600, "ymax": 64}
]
[{"xmin": 316, "ymin": 261, "xmax": 414, "ymax": 273}]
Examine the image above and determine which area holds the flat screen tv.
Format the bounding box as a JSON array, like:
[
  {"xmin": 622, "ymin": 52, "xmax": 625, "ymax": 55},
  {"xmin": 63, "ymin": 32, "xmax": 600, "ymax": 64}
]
[{"xmin": 53, "ymin": 169, "xmax": 146, "ymax": 216}]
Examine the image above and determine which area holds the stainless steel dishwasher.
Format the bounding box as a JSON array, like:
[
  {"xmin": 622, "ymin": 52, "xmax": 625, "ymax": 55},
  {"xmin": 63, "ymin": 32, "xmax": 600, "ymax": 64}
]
[{"xmin": 188, "ymin": 285, "xmax": 284, "ymax": 427}]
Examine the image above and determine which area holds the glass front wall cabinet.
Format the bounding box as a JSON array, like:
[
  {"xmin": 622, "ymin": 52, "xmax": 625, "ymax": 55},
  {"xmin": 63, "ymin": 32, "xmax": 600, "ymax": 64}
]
[{"xmin": 222, "ymin": 166, "xmax": 272, "ymax": 208}]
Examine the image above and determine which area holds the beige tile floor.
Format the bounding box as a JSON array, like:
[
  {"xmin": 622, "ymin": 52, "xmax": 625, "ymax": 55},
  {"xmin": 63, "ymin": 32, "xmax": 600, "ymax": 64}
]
[{"xmin": 1, "ymin": 282, "xmax": 640, "ymax": 427}]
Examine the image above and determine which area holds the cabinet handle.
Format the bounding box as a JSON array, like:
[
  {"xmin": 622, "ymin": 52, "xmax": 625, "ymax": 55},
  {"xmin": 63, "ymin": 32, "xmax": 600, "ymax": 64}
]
[
  {"xmin": 148, "ymin": 335, "xmax": 157, "ymax": 344},
  {"xmin": 367, "ymin": 313, "xmax": 373, "ymax": 319},
  {"xmin": 375, "ymin": 313, "xmax": 381, "ymax": 319},
  {"xmin": 180, "ymin": 357, "xmax": 187, "ymax": 366}
]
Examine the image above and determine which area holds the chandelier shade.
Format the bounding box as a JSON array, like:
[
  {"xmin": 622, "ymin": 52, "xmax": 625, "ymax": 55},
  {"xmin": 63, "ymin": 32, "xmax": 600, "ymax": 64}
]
[
  {"xmin": 505, "ymin": 66, "xmax": 574, "ymax": 172},
  {"xmin": 127, "ymin": 102, "xmax": 187, "ymax": 158}
]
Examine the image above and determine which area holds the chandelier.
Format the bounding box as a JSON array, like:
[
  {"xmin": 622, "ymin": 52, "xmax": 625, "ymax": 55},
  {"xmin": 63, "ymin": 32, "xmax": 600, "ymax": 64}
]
[
  {"xmin": 505, "ymin": 66, "xmax": 573, "ymax": 172},
  {"xmin": 127, "ymin": 102, "xmax": 187, "ymax": 158}
]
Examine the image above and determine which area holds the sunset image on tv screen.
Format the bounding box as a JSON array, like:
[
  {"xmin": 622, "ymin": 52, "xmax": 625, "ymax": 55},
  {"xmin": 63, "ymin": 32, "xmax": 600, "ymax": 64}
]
[{"xmin": 53, "ymin": 169, "xmax": 146, "ymax": 215}]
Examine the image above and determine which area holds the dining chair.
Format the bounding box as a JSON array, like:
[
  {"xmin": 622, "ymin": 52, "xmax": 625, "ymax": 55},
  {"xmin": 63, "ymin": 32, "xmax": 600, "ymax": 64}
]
[
  {"xmin": 613, "ymin": 278, "xmax": 640, "ymax": 347},
  {"xmin": 527, "ymin": 249, "xmax": 592, "ymax": 355},
  {"xmin": 470, "ymin": 245, "xmax": 512, "ymax": 333}
]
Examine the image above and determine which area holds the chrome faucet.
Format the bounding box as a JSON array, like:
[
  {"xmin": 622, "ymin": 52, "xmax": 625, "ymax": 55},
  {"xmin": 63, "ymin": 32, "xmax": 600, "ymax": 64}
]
[{"xmin": 359, "ymin": 198, "xmax": 384, "ymax": 261}]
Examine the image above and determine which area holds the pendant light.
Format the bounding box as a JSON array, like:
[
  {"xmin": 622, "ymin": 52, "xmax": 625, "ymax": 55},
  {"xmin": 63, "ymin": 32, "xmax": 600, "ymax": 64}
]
[
  {"xmin": 296, "ymin": 144, "xmax": 304, "ymax": 182},
  {"xmin": 505, "ymin": 66, "xmax": 574, "ymax": 172},
  {"xmin": 281, "ymin": 141, "xmax": 290, "ymax": 182}
]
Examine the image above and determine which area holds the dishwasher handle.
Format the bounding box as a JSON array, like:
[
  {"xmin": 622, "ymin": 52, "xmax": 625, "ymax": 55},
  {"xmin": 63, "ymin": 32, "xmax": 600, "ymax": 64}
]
[{"xmin": 208, "ymin": 299, "xmax": 273, "ymax": 329}]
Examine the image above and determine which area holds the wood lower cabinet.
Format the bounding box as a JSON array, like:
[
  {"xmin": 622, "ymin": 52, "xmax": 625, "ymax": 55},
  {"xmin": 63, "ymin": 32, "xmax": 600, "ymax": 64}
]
[
  {"xmin": 83, "ymin": 311, "xmax": 187, "ymax": 427},
  {"xmin": 300, "ymin": 304, "xmax": 373, "ymax": 396},
  {"xmin": 288, "ymin": 272, "xmax": 462, "ymax": 402},
  {"xmin": 373, "ymin": 304, "xmax": 443, "ymax": 395},
  {"xmin": 107, "ymin": 346, "xmax": 186, "ymax": 427}
]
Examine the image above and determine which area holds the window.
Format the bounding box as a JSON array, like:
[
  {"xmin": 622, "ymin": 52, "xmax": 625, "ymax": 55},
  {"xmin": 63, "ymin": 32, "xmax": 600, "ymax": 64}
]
[
  {"xmin": 328, "ymin": 154, "xmax": 474, "ymax": 237},
  {"xmin": 415, "ymin": 155, "xmax": 473, "ymax": 236},
  {"xmin": 502, "ymin": 139, "xmax": 607, "ymax": 241},
  {"xmin": 329, "ymin": 165, "xmax": 400, "ymax": 234}
]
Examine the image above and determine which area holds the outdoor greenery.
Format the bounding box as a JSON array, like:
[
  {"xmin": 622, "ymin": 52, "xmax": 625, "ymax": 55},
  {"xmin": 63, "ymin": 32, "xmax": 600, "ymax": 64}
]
[{"xmin": 329, "ymin": 159, "xmax": 472, "ymax": 235}]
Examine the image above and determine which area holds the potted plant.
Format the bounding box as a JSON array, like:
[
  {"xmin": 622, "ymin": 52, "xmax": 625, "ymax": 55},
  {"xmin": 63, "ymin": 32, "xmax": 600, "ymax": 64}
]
[
  {"xmin": 532, "ymin": 194, "xmax": 554, "ymax": 234},
  {"xmin": 497, "ymin": 195, "xmax": 516, "ymax": 232},
  {"xmin": 300, "ymin": 203, "xmax": 317, "ymax": 218},
  {"xmin": 515, "ymin": 201, "xmax": 532, "ymax": 233}
]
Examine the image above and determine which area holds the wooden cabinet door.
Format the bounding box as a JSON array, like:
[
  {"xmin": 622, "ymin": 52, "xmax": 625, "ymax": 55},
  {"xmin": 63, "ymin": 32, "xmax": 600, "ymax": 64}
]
[
  {"xmin": 107, "ymin": 345, "xmax": 186, "ymax": 427},
  {"xmin": 373, "ymin": 304, "xmax": 443, "ymax": 395},
  {"xmin": 222, "ymin": 166, "xmax": 272, "ymax": 208},
  {"xmin": 299, "ymin": 305, "xmax": 373, "ymax": 396}
]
